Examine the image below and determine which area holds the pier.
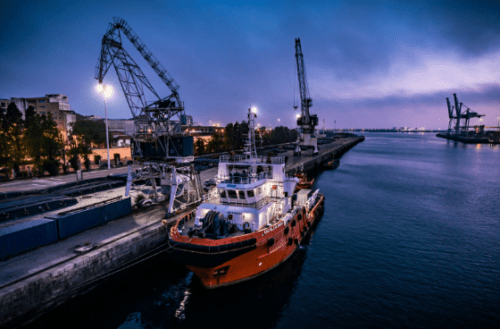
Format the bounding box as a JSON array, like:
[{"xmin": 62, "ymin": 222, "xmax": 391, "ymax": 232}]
[{"xmin": 0, "ymin": 135, "xmax": 363, "ymax": 327}]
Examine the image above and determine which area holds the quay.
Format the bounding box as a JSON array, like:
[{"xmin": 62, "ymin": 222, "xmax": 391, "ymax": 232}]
[
  {"xmin": 0, "ymin": 135, "xmax": 363, "ymax": 327},
  {"xmin": 436, "ymin": 132, "xmax": 499, "ymax": 144}
]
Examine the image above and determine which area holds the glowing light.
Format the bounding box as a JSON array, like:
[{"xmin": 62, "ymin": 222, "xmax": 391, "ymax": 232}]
[
  {"xmin": 251, "ymin": 107, "xmax": 257, "ymax": 114},
  {"xmin": 296, "ymin": 114, "xmax": 301, "ymax": 118},
  {"xmin": 96, "ymin": 84, "xmax": 113, "ymax": 99}
]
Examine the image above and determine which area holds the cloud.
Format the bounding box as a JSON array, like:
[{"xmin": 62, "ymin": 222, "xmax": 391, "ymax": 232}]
[{"xmin": 310, "ymin": 48, "xmax": 500, "ymax": 100}]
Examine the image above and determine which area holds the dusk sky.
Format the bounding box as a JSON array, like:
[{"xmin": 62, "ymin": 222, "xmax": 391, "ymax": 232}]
[{"xmin": 1, "ymin": 0, "xmax": 500, "ymax": 129}]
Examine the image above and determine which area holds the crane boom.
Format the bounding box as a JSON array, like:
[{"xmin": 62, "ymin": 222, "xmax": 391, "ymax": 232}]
[
  {"xmin": 295, "ymin": 38, "xmax": 312, "ymax": 125},
  {"xmin": 95, "ymin": 17, "xmax": 182, "ymax": 117}
]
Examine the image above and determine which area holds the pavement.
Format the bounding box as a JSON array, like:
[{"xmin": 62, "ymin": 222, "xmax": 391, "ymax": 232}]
[{"xmin": 0, "ymin": 167, "xmax": 131, "ymax": 194}]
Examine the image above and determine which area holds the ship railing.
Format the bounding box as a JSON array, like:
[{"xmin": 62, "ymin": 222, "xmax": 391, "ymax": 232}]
[
  {"xmin": 203, "ymin": 196, "xmax": 273, "ymax": 209},
  {"xmin": 219, "ymin": 172, "xmax": 268, "ymax": 184},
  {"xmin": 219, "ymin": 155, "xmax": 284, "ymax": 165},
  {"xmin": 306, "ymin": 189, "xmax": 320, "ymax": 209}
]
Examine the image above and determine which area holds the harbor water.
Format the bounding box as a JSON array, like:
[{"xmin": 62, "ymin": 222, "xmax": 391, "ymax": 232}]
[{"xmin": 29, "ymin": 133, "xmax": 500, "ymax": 328}]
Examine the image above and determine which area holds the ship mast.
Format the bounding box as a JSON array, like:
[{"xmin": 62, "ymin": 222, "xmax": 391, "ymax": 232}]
[{"xmin": 244, "ymin": 107, "xmax": 258, "ymax": 161}]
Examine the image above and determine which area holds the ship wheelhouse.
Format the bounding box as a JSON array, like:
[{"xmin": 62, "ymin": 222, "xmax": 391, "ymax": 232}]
[{"xmin": 193, "ymin": 153, "xmax": 298, "ymax": 236}]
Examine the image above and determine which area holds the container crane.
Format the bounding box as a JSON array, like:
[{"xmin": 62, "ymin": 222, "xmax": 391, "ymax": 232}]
[
  {"xmin": 95, "ymin": 17, "xmax": 201, "ymax": 215},
  {"xmin": 294, "ymin": 38, "xmax": 319, "ymax": 155},
  {"xmin": 446, "ymin": 93, "xmax": 484, "ymax": 135}
]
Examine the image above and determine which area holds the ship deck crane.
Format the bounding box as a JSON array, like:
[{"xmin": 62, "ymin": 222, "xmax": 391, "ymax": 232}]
[{"xmin": 294, "ymin": 38, "xmax": 319, "ymax": 155}]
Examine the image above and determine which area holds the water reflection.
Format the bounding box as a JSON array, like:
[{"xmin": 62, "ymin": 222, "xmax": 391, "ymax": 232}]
[{"xmin": 176, "ymin": 248, "xmax": 309, "ymax": 329}]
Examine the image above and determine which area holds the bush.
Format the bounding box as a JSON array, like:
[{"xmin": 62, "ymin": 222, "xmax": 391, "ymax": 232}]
[
  {"xmin": 94, "ymin": 155, "xmax": 101, "ymax": 165},
  {"xmin": 69, "ymin": 156, "xmax": 79, "ymax": 171},
  {"xmin": 16, "ymin": 171, "xmax": 29, "ymax": 179},
  {"xmin": 42, "ymin": 159, "xmax": 60, "ymax": 176},
  {"xmin": 84, "ymin": 158, "xmax": 91, "ymax": 171}
]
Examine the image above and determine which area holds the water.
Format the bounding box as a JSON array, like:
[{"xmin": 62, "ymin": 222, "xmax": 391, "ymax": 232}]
[{"xmin": 29, "ymin": 133, "xmax": 500, "ymax": 328}]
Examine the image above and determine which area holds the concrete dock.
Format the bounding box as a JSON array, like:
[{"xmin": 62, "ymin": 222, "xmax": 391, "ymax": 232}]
[{"xmin": 0, "ymin": 135, "xmax": 363, "ymax": 327}]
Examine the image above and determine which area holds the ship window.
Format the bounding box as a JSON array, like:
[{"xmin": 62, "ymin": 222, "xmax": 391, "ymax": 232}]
[
  {"xmin": 258, "ymin": 187, "xmax": 262, "ymax": 195},
  {"xmin": 238, "ymin": 191, "xmax": 245, "ymax": 199},
  {"xmin": 219, "ymin": 189, "xmax": 226, "ymax": 198},
  {"xmin": 247, "ymin": 190, "xmax": 255, "ymax": 197},
  {"xmin": 228, "ymin": 190, "xmax": 237, "ymax": 199}
]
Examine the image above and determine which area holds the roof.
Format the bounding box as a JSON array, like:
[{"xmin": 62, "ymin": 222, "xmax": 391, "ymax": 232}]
[{"xmin": 297, "ymin": 189, "xmax": 312, "ymax": 195}]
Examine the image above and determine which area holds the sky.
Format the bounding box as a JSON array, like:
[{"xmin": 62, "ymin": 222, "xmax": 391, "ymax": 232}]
[{"xmin": 1, "ymin": 0, "xmax": 500, "ymax": 129}]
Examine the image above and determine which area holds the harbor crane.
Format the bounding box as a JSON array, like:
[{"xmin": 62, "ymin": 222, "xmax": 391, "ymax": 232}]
[
  {"xmin": 294, "ymin": 38, "xmax": 319, "ymax": 155},
  {"xmin": 95, "ymin": 17, "xmax": 201, "ymax": 215},
  {"xmin": 95, "ymin": 17, "xmax": 192, "ymax": 162},
  {"xmin": 446, "ymin": 93, "xmax": 484, "ymax": 135}
]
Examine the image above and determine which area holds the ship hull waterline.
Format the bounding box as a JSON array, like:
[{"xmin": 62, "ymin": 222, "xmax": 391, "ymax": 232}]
[{"xmin": 168, "ymin": 194, "xmax": 325, "ymax": 289}]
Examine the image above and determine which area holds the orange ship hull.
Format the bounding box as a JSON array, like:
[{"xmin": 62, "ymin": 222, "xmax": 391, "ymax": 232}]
[{"xmin": 168, "ymin": 194, "xmax": 325, "ymax": 289}]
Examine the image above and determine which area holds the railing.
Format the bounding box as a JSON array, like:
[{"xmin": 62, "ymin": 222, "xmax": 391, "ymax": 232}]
[
  {"xmin": 202, "ymin": 194, "xmax": 274, "ymax": 209},
  {"xmin": 219, "ymin": 172, "xmax": 268, "ymax": 184},
  {"xmin": 219, "ymin": 155, "xmax": 284, "ymax": 165}
]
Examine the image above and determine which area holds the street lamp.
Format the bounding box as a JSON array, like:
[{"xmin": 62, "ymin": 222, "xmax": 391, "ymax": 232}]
[{"xmin": 96, "ymin": 83, "xmax": 113, "ymax": 170}]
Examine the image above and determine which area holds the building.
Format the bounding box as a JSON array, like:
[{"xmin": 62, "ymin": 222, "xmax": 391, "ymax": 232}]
[
  {"xmin": 0, "ymin": 94, "xmax": 76, "ymax": 135},
  {"xmin": 180, "ymin": 114, "xmax": 193, "ymax": 126},
  {"xmin": 184, "ymin": 125, "xmax": 224, "ymax": 144},
  {"xmin": 107, "ymin": 119, "xmax": 136, "ymax": 136},
  {"xmin": 0, "ymin": 99, "xmax": 9, "ymax": 115},
  {"xmin": 25, "ymin": 94, "xmax": 76, "ymax": 134},
  {"xmin": 0, "ymin": 97, "xmax": 29, "ymax": 118}
]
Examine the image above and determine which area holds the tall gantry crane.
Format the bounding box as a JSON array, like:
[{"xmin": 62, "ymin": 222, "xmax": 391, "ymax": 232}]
[
  {"xmin": 95, "ymin": 17, "xmax": 192, "ymax": 162},
  {"xmin": 95, "ymin": 17, "xmax": 201, "ymax": 215},
  {"xmin": 294, "ymin": 38, "xmax": 319, "ymax": 155},
  {"xmin": 446, "ymin": 93, "xmax": 484, "ymax": 135}
]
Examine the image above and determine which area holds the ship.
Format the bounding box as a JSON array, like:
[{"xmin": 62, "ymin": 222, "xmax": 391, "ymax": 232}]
[
  {"xmin": 323, "ymin": 159, "xmax": 340, "ymax": 170},
  {"xmin": 167, "ymin": 108, "xmax": 325, "ymax": 288},
  {"xmin": 294, "ymin": 173, "xmax": 315, "ymax": 192}
]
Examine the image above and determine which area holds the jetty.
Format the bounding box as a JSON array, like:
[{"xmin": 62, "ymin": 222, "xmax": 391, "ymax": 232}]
[{"xmin": 0, "ymin": 134, "xmax": 363, "ymax": 327}]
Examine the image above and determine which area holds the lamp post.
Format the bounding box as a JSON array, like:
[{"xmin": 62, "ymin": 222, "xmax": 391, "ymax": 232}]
[{"xmin": 96, "ymin": 84, "xmax": 113, "ymax": 170}]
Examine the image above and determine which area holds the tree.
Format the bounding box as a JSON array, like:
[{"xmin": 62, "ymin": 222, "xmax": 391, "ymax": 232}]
[
  {"xmin": 194, "ymin": 138, "xmax": 205, "ymax": 155},
  {"xmin": 25, "ymin": 106, "xmax": 36, "ymax": 128},
  {"xmin": 0, "ymin": 103, "xmax": 25, "ymax": 173},
  {"xmin": 24, "ymin": 113, "xmax": 63, "ymax": 176},
  {"xmin": 71, "ymin": 119, "xmax": 111, "ymax": 148},
  {"xmin": 206, "ymin": 131, "xmax": 224, "ymax": 153}
]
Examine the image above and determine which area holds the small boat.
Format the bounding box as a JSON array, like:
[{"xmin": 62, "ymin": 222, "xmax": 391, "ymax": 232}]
[
  {"xmin": 294, "ymin": 173, "xmax": 314, "ymax": 192},
  {"xmin": 323, "ymin": 159, "xmax": 339, "ymax": 170},
  {"xmin": 166, "ymin": 108, "xmax": 325, "ymax": 289}
]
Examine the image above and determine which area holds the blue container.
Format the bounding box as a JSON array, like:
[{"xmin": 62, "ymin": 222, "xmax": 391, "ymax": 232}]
[
  {"xmin": 103, "ymin": 198, "xmax": 132, "ymax": 222},
  {"xmin": 0, "ymin": 219, "xmax": 58, "ymax": 260},
  {"xmin": 56, "ymin": 206, "xmax": 105, "ymax": 239}
]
